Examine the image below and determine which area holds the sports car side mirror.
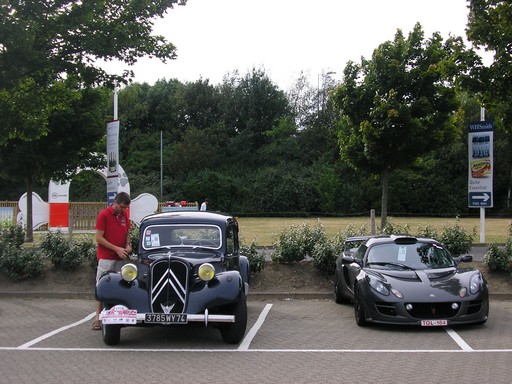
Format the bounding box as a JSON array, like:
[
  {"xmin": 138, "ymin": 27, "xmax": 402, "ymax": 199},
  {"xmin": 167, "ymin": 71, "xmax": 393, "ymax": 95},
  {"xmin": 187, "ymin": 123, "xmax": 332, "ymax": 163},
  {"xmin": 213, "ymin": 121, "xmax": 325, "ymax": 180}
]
[
  {"xmin": 454, "ymin": 254, "xmax": 473, "ymax": 264},
  {"xmin": 341, "ymin": 255, "xmax": 361, "ymax": 266}
]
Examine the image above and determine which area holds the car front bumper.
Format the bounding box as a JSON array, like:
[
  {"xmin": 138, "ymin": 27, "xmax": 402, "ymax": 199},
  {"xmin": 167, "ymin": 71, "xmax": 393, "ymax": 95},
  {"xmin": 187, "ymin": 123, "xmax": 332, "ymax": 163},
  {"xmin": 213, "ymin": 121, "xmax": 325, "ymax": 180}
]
[{"xmin": 100, "ymin": 305, "xmax": 235, "ymax": 326}]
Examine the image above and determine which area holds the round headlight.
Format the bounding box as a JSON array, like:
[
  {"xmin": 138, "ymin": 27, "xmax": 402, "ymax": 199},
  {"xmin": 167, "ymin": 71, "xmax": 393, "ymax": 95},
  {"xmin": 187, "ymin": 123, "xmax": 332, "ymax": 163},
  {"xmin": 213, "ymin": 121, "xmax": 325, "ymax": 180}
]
[
  {"xmin": 121, "ymin": 263, "xmax": 138, "ymax": 282},
  {"xmin": 198, "ymin": 263, "xmax": 215, "ymax": 282},
  {"xmin": 469, "ymin": 274, "xmax": 482, "ymax": 294},
  {"xmin": 368, "ymin": 277, "xmax": 390, "ymax": 296}
]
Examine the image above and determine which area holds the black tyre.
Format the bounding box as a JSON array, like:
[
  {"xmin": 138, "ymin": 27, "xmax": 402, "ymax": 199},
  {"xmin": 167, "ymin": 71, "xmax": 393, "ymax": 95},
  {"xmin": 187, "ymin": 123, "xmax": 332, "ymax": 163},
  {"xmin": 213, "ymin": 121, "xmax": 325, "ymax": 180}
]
[
  {"xmin": 334, "ymin": 275, "xmax": 349, "ymax": 304},
  {"xmin": 220, "ymin": 292, "xmax": 248, "ymax": 344},
  {"xmin": 101, "ymin": 304, "xmax": 121, "ymax": 346},
  {"xmin": 354, "ymin": 285, "xmax": 367, "ymax": 327}
]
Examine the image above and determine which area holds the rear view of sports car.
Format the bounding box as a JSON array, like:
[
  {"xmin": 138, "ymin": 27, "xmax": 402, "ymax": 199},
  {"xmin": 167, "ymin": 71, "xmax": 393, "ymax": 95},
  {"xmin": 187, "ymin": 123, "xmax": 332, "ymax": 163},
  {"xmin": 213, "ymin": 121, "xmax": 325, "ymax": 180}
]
[{"xmin": 334, "ymin": 235, "xmax": 489, "ymax": 327}]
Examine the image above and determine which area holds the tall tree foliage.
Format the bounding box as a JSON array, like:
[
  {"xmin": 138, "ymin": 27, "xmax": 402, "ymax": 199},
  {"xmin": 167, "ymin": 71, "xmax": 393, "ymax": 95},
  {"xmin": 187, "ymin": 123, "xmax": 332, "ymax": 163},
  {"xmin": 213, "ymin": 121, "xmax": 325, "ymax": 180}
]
[
  {"xmin": 333, "ymin": 23, "xmax": 478, "ymax": 227},
  {"xmin": 467, "ymin": 0, "xmax": 512, "ymax": 209},
  {"xmin": 0, "ymin": 83, "xmax": 108, "ymax": 240},
  {"xmin": 0, "ymin": 0, "xmax": 187, "ymax": 142},
  {"xmin": 0, "ymin": 0, "xmax": 187, "ymax": 240}
]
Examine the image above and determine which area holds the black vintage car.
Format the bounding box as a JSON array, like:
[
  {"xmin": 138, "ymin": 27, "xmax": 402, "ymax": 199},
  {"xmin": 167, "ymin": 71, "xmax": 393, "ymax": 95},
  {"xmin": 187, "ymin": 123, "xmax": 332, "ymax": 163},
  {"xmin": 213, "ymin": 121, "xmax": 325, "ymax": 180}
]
[
  {"xmin": 96, "ymin": 211, "xmax": 250, "ymax": 345},
  {"xmin": 334, "ymin": 235, "xmax": 489, "ymax": 327}
]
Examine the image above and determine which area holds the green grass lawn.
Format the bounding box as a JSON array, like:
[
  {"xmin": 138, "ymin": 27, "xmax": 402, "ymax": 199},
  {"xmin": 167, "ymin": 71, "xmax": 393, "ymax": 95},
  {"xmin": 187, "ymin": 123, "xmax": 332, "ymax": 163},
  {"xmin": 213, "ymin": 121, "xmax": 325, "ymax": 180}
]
[
  {"xmin": 29, "ymin": 215, "xmax": 511, "ymax": 247},
  {"xmin": 237, "ymin": 216, "xmax": 512, "ymax": 247}
]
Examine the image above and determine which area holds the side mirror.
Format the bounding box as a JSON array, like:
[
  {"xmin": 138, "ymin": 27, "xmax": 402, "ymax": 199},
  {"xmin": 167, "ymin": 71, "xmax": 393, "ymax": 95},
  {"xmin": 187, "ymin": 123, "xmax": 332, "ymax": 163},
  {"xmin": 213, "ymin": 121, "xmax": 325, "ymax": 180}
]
[
  {"xmin": 342, "ymin": 255, "xmax": 361, "ymax": 266},
  {"xmin": 454, "ymin": 254, "xmax": 473, "ymax": 264}
]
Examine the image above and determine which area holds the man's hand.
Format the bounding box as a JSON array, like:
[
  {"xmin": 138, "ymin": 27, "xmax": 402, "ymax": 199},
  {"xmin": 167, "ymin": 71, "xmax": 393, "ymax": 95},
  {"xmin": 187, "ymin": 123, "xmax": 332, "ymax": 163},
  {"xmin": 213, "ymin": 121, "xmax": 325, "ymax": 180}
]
[{"xmin": 115, "ymin": 246, "xmax": 129, "ymax": 259}]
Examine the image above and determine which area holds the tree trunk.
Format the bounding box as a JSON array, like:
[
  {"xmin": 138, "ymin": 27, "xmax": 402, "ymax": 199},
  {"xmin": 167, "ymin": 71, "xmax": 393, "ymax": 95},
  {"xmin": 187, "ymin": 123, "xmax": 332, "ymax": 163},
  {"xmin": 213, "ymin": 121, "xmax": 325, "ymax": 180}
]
[
  {"xmin": 380, "ymin": 169, "xmax": 389, "ymax": 229},
  {"xmin": 25, "ymin": 177, "xmax": 34, "ymax": 242}
]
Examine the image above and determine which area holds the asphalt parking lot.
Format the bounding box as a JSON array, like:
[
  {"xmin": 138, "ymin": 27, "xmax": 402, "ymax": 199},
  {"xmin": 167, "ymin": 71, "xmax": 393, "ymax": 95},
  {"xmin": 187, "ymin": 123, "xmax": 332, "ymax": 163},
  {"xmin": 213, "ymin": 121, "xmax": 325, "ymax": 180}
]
[{"xmin": 1, "ymin": 297, "xmax": 512, "ymax": 384}]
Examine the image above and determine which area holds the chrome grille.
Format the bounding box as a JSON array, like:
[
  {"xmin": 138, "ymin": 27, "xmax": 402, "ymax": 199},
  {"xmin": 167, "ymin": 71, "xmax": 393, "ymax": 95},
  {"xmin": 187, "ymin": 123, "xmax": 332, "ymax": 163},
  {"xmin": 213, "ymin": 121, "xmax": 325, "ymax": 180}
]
[{"xmin": 150, "ymin": 259, "xmax": 189, "ymax": 313}]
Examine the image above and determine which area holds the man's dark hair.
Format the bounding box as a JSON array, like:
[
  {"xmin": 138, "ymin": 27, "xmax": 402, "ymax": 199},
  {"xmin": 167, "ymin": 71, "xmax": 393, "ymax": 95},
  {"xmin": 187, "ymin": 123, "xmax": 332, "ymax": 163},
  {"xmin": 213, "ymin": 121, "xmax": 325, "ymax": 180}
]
[{"xmin": 115, "ymin": 192, "xmax": 131, "ymax": 205}]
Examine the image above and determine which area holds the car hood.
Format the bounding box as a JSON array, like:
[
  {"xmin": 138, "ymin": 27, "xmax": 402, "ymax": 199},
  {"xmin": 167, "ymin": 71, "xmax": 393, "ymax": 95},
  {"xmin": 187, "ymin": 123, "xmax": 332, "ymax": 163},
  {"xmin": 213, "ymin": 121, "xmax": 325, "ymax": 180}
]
[{"xmin": 367, "ymin": 267, "xmax": 484, "ymax": 299}]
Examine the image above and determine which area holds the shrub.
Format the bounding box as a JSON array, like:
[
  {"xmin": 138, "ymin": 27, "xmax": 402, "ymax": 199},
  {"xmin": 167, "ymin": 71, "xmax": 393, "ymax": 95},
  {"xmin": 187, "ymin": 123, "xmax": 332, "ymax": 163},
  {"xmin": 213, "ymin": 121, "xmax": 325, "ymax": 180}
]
[
  {"xmin": 438, "ymin": 221, "xmax": 476, "ymax": 256},
  {"xmin": 0, "ymin": 222, "xmax": 25, "ymax": 248},
  {"xmin": 72, "ymin": 235, "xmax": 97, "ymax": 271},
  {"xmin": 311, "ymin": 238, "xmax": 337, "ymax": 276},
  {"xmin": 1, "ymin": 245, "xmax": 44, "ymax": 281},
  {"xmin": 311, "ymin": 223, "xmax": 369, "ymax": 276},
  {"xmin": 483, "ymin": 243, "xmax": 510, "ymax": 272},
  {"xmin": 39, "ymin": 231, "xmax": 83, "ymax": 271},
  {"xmin": 379, "ymin": 217, "xmax": 410, "ymax": 235},
  {"xmin": 240, "ymin": 241, "xmax": 265, "ymax": 274},
  {"xmin": 130, "ymin": 225, "xmax": 140, "ymax": 256},
  {"xmin": 484, "ymin": 223, "xmax": 512, "ymax": 272},
  {"xmin": 271, "ymin": 222, "xmax": 326, "ymax": 263},
  {"xmin": 416, "ymin": 224, "xmax": 439, "ymax": 240}
]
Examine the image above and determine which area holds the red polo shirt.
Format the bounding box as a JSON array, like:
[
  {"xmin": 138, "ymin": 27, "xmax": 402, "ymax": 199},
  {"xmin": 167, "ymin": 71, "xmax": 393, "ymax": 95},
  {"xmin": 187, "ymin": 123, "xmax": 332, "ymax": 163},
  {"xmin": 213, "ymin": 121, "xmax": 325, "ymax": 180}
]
[{"xmin": 96, "ymin": 205, "xmax": 131, "ymax": 260}]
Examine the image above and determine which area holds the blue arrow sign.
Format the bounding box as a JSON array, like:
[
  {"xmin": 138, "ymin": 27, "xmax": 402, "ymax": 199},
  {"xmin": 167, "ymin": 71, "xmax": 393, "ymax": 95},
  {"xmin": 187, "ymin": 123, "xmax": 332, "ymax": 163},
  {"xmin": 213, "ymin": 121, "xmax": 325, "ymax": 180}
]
[{"xmin": 469, "ymin": 192, "xmax": 492, "ymax": 207}]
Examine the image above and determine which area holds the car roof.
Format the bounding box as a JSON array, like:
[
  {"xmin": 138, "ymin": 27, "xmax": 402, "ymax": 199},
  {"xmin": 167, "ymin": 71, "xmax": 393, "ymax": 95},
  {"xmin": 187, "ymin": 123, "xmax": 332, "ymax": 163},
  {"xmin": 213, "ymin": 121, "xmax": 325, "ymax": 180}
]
[
  {"xmin": 364, "ymin": 234, "xmax": 439, "ymax": 247},
  {"xmin": 140, "ymin": 211, "xmax": 236, "ymax": 228},
  {"xmin": 345, "ymin": 235, "xmax": 386, "ymax": 242}
]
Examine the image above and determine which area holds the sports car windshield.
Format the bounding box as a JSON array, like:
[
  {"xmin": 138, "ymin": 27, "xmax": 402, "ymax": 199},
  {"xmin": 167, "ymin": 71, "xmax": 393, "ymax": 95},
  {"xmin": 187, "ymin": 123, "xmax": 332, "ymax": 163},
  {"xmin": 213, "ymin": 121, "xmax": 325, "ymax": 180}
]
[
  {"xmin": 142, "ymin": 224, "xmax": 222, "ymax": 250},
  {"xmin": 366, "ymin": 242, "xmax": 455, "ymax": 270}
]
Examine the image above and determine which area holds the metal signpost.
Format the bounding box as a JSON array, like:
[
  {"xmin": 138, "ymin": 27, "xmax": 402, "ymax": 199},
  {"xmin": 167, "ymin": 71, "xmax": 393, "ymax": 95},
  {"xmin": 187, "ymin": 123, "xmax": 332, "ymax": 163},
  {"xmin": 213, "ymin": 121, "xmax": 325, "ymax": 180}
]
[{"xmin": 468, "ymin": 116, "xmax": 494, "ymax": 243}]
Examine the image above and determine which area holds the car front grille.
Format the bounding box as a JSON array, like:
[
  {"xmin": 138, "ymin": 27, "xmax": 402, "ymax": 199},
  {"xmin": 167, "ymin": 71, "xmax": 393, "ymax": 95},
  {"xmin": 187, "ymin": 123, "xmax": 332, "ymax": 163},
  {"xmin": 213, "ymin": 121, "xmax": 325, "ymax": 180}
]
[
  {"xmin": 150, "ymin": 258, "xmax": 189, "ymax": 314},
  {"xmin": 405, "ymin": 302, "xmax": 460, "ymax": 319}
]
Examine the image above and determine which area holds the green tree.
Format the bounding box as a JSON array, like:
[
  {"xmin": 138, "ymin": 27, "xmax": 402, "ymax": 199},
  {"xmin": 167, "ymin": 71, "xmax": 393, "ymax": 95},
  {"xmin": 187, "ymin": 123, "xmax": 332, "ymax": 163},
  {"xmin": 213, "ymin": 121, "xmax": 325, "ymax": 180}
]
[
  {"xmin": 333, "ymin": 23, "xmax": 477, "ymax": 227},
  {"xmin": 0, "ymin": 0, "xmax": 187, "ymax": 142},
  {"xmin": 0, "ymin": 83, "xmax": 108, "ymax": 241},
  {"xmin": 0, "ymin": 0, "xmax": 187, "ymax": 239},
  {"xmin": 221, "ymin": 68, "xmax": 290, "ymax": 167},
  {"xmin": 466, "ymin": 0, "xmax": 512, "ymax": 209}
]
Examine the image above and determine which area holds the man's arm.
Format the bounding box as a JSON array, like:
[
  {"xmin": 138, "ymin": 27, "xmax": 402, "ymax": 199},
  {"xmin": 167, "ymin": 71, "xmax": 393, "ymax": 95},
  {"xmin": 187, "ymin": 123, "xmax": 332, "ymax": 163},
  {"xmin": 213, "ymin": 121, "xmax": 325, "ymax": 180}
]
[{"xmin": 96, "ymin": 230, "xmax": 130, "ymax": 259}]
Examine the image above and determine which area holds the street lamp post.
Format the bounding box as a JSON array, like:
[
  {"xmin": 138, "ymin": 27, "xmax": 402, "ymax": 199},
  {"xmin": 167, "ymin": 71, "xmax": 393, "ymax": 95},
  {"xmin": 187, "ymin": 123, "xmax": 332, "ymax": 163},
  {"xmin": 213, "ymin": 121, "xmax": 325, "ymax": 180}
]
[{"xmin": 317, "ymin": 71, "xmax": 336, "ymax": 112}]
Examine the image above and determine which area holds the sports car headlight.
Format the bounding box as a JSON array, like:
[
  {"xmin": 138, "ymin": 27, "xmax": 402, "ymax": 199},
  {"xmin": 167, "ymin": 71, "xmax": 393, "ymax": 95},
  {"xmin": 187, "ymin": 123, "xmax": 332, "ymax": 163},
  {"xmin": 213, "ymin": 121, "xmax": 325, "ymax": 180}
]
[
  {"xmin": 198, "ymin": 263, "xmax": 215, "ymax": 282},
  {"xmin": 368, "ymin": 277, "xmax": 390, "ymax": 296},
  {"xmin": 469, "ymin": 274, "xmax": 482, "ymax": 295},
  {"xmin": 121, "ymin": 263, "xmax": 138, "ymax": 282}
]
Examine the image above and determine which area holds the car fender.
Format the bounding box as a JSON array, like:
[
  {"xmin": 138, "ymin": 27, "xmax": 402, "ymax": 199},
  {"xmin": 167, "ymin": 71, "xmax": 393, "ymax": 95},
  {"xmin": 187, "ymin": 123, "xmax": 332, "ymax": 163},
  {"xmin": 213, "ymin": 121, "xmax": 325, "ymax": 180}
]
[
  {"xmin": 95, "ymin": 272, "xmax": 152, "ymax": 313},
  {"xmin": 187, "ymin": 270, "xmax": 243, "ymax": 313},
  {"xmin": 239, "ymin": 255, "xmax": 250, "ymax": 295}
]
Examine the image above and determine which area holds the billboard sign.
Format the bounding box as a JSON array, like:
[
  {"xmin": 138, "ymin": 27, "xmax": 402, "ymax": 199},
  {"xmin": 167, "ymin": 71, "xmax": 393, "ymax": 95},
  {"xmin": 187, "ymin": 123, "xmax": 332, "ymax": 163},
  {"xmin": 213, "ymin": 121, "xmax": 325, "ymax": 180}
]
[
  {"xmin": 468, "ymin": 121, "xmax": 493, "ymax": 208},
  {"xmin": 106, "ymin": 120, "xmax": 120, "ymax": 205}
]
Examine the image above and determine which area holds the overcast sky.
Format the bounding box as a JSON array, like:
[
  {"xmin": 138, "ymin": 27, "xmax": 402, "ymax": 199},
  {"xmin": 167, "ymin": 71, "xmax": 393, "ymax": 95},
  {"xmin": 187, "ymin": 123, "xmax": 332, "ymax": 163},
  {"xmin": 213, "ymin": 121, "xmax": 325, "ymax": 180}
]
[{"xmin": 102, "ymin": 0, "xmax": 478, "ymax": 91}]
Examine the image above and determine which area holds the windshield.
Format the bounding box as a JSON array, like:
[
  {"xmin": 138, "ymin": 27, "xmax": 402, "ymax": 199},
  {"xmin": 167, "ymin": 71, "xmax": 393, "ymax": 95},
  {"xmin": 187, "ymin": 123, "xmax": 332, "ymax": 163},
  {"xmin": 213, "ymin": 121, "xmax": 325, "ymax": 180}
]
[
  {"xmin": 366, "ymin": 242, "xmax": 455, "ymax": 270},
  {"xmin": 142, "ymin": 224, "xmax": 222, "ymax": 250}
]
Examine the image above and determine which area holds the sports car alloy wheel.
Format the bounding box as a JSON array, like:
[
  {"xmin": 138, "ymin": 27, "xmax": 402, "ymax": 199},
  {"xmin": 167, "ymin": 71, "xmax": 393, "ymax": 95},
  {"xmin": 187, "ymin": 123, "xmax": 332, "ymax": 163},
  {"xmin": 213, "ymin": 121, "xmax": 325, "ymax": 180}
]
[{"xmin": 354, "ymin": 285, "xmax": 367, "ymax": 326}]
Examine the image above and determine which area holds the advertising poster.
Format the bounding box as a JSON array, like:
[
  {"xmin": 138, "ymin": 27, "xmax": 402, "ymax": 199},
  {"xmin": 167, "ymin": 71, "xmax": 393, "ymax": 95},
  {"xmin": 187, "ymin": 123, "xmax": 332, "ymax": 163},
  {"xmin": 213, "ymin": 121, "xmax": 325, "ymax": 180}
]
[
  {"xmin": 107, "ymin": 120, "xmax": 120, "ymax": 205},
  {"xmin": 468, "ymin": 121, "xmax": 493, "ymax": 208}
]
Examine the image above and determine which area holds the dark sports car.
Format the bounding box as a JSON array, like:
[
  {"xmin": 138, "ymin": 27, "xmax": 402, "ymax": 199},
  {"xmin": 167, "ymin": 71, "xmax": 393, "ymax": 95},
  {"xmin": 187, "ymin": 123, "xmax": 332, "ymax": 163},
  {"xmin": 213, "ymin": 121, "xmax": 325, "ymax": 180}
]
[
  {"xmin": 334, "ymin": 235, "xmax": 489, "ymax": 327},
  {"xmin": 96, "ymin": 211, "xmax": 250, "ymax": 345}
]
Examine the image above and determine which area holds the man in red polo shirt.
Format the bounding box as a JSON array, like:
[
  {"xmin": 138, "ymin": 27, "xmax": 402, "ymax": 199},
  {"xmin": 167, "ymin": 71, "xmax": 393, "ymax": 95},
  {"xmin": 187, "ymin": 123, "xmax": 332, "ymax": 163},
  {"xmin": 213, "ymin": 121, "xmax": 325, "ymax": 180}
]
[{"xmin": 92, "ymin": 191, "xmax": 132, "ymax": 330}]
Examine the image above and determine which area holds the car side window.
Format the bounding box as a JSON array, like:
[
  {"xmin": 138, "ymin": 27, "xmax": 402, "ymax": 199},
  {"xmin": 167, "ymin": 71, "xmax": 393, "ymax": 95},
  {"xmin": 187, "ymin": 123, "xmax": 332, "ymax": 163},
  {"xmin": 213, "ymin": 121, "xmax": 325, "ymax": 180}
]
[
  {"xmin": 355, "ymin": 245, "xmax": 367, "ymax": 260},
  {"xmin": 226, "ymin": 226, "xmax": 235, "ymax": 255}
]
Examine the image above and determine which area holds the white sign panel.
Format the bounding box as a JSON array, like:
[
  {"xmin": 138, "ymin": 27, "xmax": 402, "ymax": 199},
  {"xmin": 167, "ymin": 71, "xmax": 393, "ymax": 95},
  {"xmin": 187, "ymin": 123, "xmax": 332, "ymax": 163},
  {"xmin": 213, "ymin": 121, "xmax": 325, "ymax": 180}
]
[
  {"xmin": 468, "ymin": 121, "xmax": 493, "ymax": 208},
  {"xmin": 106, "ymin": 120, "xmax": 120, "ymax": 205}
]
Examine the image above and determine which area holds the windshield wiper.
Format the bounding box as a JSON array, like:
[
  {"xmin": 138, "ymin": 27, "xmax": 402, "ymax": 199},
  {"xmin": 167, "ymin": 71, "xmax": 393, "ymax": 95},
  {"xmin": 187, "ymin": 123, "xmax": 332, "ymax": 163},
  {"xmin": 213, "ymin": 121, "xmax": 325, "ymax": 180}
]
[{"xmin": 367, "ymin": 261, "xmax": 413, "ymax": 270}]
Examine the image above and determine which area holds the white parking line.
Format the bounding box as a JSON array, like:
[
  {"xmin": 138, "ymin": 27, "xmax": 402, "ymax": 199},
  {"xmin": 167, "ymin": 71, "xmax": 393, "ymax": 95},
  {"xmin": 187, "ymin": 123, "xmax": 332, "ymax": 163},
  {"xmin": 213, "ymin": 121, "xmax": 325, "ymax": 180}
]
[
  {"xmin": 17, "ymin": 312, "xmax": 96, "ymax": 349},
  {"xmin": 2, "ymin": 347, "xmax": 512, "ymax": 353},
  {"xmin": 444, "ymin": 327, "xmax": 473, "ymax": 351},
  {"xmin": 238, "ymin": 303, "xmax": 273, "ymax": 350}
]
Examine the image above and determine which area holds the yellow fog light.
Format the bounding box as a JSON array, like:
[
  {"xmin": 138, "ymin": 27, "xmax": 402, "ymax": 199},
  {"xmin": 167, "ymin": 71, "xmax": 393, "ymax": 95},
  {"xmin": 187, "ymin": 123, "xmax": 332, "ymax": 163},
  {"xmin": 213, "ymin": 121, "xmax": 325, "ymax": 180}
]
[
  {"xmin": 121, "ymin": 263, "xmax": 138, "ymax": 282},
  {"xmin": 198, "ymin": 263, "xmax": 215, "ymax": 282}
]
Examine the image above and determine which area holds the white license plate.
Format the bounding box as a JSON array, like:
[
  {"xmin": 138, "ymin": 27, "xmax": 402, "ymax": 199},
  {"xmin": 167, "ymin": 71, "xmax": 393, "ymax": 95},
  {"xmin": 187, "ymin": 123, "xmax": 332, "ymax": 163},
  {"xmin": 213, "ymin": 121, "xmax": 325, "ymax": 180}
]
[
  {"xmin": 421, "ymin": 319, "xmax": 448, "ymax": 327},
  {"xmin": 145, "ymin": 313, "xmax": 188, "ymax": 324}
]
